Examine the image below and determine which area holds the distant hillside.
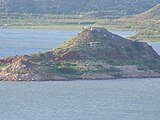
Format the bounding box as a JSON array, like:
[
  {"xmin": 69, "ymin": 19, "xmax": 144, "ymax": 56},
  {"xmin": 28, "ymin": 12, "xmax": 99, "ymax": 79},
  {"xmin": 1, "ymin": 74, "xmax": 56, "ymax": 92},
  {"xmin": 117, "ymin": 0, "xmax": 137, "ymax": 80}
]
[
  {"xmin": 114, "ymin": 4, "xmax": 160, "ymax": 41},
  {"xmin": 118, "ymin": 4, "xmax": 160, "ymax": 21},
  {"xmin": 140, "ymin": 4, "xmax": 160, "ymax": 20},
  {"xmin": 80, "ymin": 10, "xmax": 124, "ymax": 19},
  {"xmin": 0, "ymin": 0, "xmax": 160, "ymax": 17}
]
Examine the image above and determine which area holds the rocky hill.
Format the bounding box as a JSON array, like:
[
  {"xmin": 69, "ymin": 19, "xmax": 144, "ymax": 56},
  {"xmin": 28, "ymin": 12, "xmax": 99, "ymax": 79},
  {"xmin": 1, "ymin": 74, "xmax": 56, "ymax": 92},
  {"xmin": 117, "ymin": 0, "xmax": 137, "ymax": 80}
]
[
  {"xmin": 0, "ymin": 27, "xmax": 160, "ymax": 81},
  {"xmin": 0, "ymin": 0, "xmax": 160, "ymax": 17}
]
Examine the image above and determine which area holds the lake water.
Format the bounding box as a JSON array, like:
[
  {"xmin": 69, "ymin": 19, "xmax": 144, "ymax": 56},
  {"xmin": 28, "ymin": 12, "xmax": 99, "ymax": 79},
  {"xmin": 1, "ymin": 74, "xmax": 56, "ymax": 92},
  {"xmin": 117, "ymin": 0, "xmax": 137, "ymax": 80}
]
[
  {"xmin": 0, "ymin": 29, "xmax": 160, "ymax": 120},
  {"xmin": 0, "ymin": 79, "xmax": 160, "ymax": 120},
  {"xmin": 0, "ymin": 29, "xmax": 79, "ymax": 58},
  {"xmin": 148, "ymin": 42, "xmax": 160, "ymax": 55}
]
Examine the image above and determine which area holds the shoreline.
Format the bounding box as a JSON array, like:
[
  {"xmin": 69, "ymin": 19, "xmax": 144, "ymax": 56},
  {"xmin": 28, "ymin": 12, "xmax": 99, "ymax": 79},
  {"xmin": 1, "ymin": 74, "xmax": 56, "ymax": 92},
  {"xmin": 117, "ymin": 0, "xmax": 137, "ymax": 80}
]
[{"xmin": 1, "ymin": 76, "xmax": 160, "ymax": 82}]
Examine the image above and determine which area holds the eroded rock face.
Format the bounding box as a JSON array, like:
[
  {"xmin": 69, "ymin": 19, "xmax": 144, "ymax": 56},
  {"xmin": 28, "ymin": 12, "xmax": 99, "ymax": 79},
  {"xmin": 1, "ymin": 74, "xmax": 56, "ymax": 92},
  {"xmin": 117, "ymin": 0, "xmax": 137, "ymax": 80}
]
[{"xmin": 0, "ymin": 27, "xmax": 160, "ymax": 81}]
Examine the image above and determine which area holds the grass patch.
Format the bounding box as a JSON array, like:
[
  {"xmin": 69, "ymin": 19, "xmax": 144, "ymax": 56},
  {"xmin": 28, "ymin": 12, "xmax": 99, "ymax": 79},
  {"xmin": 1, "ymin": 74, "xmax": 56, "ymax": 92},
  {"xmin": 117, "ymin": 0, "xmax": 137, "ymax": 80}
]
[{"xmin": 43, "ymin": 61, "xmax": 82, "ymax": 76}]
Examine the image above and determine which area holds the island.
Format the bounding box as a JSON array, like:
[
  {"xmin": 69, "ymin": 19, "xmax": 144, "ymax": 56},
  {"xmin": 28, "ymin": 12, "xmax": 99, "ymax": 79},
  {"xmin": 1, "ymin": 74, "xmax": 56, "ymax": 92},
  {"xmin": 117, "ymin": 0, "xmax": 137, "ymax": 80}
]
[{"xmin": 0, "ymin": 27, "xmax": 160, "ymax": 81}]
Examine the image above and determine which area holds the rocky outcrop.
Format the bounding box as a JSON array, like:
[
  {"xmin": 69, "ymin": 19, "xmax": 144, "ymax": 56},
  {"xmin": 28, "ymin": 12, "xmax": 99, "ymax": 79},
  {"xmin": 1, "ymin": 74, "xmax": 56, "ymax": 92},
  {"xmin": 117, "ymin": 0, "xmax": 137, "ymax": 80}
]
[{"xmin": 0, "ymin": 27, "xmax": 160, "ymax": 81}]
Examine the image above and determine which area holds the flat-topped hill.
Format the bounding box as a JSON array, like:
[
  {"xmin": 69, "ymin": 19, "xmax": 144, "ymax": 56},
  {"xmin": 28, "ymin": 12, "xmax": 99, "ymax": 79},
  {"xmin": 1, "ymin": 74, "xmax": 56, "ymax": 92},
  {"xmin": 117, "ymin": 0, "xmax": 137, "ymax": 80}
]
[{"xmin": 0, "ymin": 27, "xmax": 160, "ymax": 81}]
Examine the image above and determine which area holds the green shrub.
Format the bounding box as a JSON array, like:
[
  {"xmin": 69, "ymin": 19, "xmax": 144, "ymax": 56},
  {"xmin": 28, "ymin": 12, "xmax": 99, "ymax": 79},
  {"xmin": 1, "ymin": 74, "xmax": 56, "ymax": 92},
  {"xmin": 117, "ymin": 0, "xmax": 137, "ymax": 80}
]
[
  {"xmin": 111, "ymin": 73, "xmax": 123, "ymax": 78},
  {"xmin": 108, "ymin": 67, "xmax": 120, "ymax": 72},
  {"xmin": 55, "ymin": 67, "xmax": 78, "ymax": 74}
]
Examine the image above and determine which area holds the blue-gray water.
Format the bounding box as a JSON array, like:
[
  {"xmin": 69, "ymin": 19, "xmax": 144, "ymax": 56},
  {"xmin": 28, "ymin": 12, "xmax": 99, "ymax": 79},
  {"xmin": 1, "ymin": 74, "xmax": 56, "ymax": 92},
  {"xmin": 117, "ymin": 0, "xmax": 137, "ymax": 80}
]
[
  {"xmin": 0, "ymin": 79, "xmax": 160, "ymax": 120},
  {"xmin": 148, "ymin": 42, "xmax": 160, "ymax": 55},
  {"xmin": 0, "ymin": 29, "xmax": 79, "ymax": 58},
  {"xmin": 0, "ymin": 29, "xmax": 160, "ymax": 120}
]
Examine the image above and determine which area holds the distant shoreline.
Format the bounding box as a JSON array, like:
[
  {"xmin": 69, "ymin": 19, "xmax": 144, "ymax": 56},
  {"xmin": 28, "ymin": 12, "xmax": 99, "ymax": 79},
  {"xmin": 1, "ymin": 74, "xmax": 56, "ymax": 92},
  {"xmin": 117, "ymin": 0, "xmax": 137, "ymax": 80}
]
[
  {"xmin": 1, "ymin": 76, "xmax": 160, "ymax": 82},
  {"xmin": 1, "ymin": 24, "xmax": 159, "ymax": 42}
]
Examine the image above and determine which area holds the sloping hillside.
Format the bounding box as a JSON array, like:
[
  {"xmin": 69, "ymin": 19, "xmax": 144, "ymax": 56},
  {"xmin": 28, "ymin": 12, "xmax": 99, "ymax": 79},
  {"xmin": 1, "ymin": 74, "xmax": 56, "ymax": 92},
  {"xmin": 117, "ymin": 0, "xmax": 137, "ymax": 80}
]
[
  {"xmin": 114, "ymin": 4, "xmax": 160, "ymax": 41},
  {"xmin": 119, "ymin": 4, "xmax": 160, "ymax": 21},
  {"xmin": 138, "ymin": 4, "xmax": 160, "ymax": 20}
]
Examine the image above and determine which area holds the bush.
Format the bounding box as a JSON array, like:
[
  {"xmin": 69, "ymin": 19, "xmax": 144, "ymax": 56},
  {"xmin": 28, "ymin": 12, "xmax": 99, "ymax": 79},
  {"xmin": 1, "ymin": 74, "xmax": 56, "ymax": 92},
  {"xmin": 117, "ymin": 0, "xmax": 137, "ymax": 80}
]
[
  {"xmin": 56, "ymin": 67, "xmax": 78, "ymax": 74},
  {"xmin": 108, "ymin": 67, "xmax": 120, "ymax": 72},
  {"xmin": 111, "ymin": 73, "xmax": 123, "ymax": 78}
]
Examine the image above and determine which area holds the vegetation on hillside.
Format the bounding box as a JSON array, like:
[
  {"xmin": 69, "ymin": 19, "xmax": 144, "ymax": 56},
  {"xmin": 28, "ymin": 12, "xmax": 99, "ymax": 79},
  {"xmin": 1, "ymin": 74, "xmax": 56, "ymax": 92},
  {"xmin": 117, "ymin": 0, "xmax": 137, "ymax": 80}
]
[
  {"xmin": 0, "ymin": 0, "xmax": 159, "ymax": 17},
  {"xmin": 115, "ymin": 4, "xmax": 160, "ymax": 41}
]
